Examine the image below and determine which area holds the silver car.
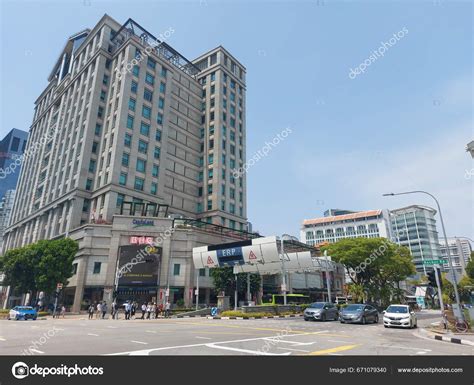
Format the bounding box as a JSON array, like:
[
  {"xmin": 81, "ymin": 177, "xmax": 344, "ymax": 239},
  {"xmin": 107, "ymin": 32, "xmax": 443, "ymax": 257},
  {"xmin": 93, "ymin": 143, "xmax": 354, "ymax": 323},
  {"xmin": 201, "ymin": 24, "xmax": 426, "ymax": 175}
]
[{"xmin": 304, "ymin": 302, "xmax": 338, "ymax": 321}]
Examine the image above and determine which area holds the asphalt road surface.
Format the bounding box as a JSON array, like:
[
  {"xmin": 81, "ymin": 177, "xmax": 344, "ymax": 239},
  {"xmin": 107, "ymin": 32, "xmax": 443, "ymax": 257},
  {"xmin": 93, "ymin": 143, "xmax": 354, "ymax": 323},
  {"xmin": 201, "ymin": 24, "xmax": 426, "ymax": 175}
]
[{"xmin": 1, "ymin": 312, "xmax": 472, "ymax": 356}]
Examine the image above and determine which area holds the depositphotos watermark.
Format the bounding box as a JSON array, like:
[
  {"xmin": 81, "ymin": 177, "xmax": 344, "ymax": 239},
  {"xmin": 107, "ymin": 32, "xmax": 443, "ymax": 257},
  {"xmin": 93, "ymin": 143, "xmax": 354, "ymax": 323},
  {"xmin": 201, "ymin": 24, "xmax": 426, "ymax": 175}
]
[
  {"xmin": 114, "ymin": 27, "xmax": 175, "ymax": 80},
  {"xmin": 21, "ymin": 326, "xmax": 61, "ymax": 355},
  {"xmin": 12, "ymin": 362, "xmax": 103, "ymax": 380},
  {"xmin": 348, "ymin": 27, "xmax": 408, "ymax": 79},
  {"xmin": 232, "ymin": 127, "xmax": 292, "ymax": 178},
  {"xmin": 0, "ymin": 127, "xmax": 59, "ymax": 180}
]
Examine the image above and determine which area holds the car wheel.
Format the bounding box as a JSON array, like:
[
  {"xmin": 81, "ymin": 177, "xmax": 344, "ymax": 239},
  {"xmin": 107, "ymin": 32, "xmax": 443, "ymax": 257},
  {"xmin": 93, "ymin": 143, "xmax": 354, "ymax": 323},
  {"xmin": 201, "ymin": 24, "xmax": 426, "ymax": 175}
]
[
  {"xmin": 304, "ymin": 317, "xmax": 309, "ymax": 321},
  {"xmin": 361, "ymin": 316, "xmax": 366, "ymax": 325},
  {"xmin": 340, "ymin": 320, "xmax": 345, "ymax": 324},
  {"xmin": 413, "ymin": 322, "xmax": 417, "ymax": 328},
  {"xmin": 321, "ymin": 314, "xmax": 326, "ymax": 322},
  {"xmin": 384, "ymin": 325, "xmax": 388, "ymax": 328},
  {"xmin": 334, "ymin": 313, "xmax": 339, "ymax": 321},
  {"xmin": 33, "ymin": 317, "xmax": 37, "ymax": 321},
  {"xmin": 15, "ymin": 315, "xmax": 20, "ymax": 321},
  {"xmin": 374, "ymin": 315, "xmax": 379, "ymax": 323}
]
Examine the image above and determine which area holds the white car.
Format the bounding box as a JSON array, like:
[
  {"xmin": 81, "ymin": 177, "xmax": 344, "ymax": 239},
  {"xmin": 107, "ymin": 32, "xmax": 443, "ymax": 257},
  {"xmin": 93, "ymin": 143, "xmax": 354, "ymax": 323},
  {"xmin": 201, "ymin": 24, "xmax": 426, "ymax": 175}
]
[{"xmin": 383, "ymin": 304, "xmax": 417, "ymax": 328}]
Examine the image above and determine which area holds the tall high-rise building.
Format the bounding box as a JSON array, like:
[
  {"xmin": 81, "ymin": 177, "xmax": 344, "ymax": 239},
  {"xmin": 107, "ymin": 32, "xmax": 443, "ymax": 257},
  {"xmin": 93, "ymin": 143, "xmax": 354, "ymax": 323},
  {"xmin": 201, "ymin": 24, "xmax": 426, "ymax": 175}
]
[
  {"xmin": 439, "ymin": 237, "xmax": 472, "ymax": 277},
  {"xmin": 4, "ymin": 15, "xmax": 247, "ymax": 252},
  {"xmin": 389, "ymin": 205, "xmax": 442, "ymax": 274},
  {"xmin": 0, "ymin": 190, "xmax": 16, "ymax": 250},
  {"xmin": 2, "ymin": 15, "xmax": 249, "ymax": 310},
  {"xmin": 0, "ymin": 128, "xmax": 28, "ymax": 198}
]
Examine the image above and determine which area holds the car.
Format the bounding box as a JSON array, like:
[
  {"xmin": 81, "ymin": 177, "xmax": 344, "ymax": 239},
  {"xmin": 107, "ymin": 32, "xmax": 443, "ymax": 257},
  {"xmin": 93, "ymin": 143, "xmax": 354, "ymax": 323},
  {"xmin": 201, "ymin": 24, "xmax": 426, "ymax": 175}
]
[
  {"xmin": 304, "ymin": 302, "xmax": 338, "ymax": 321},
  {"xmin": 8, "ymin": 306, "xmax": 37, "ymax": 321},
  {"xmin": 383, "ymin": 304, "xmax": 417, "ymax": 328},
  {"xmin": 339, "ymin": 304, "xmax": 379, "ymax": 324}
]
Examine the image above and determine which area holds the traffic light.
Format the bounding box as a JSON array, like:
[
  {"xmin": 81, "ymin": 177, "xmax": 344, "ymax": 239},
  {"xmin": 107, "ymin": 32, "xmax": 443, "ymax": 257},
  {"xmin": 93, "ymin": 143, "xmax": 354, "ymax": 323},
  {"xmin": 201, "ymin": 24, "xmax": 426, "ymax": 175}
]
[
  {"xmin": 427, "ymin": 270, "xmax": 437, "ymax": 287},
  {"xmin": 436, "ymin": 268, "xmax": 443, "ymax": 289}
]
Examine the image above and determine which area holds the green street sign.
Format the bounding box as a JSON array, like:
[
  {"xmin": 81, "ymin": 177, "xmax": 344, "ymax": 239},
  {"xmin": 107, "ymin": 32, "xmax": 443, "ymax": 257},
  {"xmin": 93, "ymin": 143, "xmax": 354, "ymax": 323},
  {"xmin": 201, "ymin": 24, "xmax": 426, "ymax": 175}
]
[{"xmin": 423, "ymin": 259, "xmax": 444, "ymax": 265}]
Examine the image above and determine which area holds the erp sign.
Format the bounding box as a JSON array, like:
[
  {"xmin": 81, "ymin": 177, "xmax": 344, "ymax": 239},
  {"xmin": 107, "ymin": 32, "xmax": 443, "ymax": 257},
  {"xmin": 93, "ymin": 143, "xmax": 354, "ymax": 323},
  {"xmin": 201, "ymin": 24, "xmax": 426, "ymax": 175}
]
[{"xmin": 216, "ymin": 247, "xmax": 244, "ymax": 266}]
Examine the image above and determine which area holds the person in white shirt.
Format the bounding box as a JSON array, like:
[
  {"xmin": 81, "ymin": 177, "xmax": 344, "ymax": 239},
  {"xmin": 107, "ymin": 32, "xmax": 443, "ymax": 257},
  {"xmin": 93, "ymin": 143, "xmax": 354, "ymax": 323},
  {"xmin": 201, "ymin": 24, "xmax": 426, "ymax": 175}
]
[{"xmin": 96, "ymin": 302, "xmax": 102, "ymax": 319}]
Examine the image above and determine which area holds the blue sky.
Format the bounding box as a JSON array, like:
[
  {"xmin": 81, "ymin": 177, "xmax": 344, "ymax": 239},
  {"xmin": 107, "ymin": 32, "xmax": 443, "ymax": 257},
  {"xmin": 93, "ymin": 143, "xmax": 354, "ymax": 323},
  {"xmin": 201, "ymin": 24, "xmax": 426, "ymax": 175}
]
[{"xmin": 1, "ymin": 0, "xmax": 472, "ymax": 240}]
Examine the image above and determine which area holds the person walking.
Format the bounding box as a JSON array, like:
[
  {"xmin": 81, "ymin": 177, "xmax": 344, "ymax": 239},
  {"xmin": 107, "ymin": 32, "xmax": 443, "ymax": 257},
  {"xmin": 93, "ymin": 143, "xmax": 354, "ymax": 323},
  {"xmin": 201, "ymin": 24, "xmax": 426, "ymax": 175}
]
[
  {"xmin": 165, "ymin": 300, "xmax": 171, "ymax": 318},
  {"xmin": 60, "ymin": 305, "xmax": 66, "ymax": 318},
  {"xmin": 111, "ymin": 301, "xmax": 118, "ymax": 319},
  {"xmin": 146, "ymin": 303, "xmax": 152, "ymax": 319},
  {"xmin": 124, "ymin": 302, "xmax": 130, "ymax": 320},
  {"xmin": 88, "ymin": 304, "xmax": 95, "ymax": 320},
  {"xmin": 101, "ymin": 302, "xmax": 107, "ymax": 319},
  {"xmin": 96, "ymin": 302, "xmax": 102, "ymax": 319},
  {"xmin": 158, "ymin": 303, "xmax": 163, "ymax": 318},
  {"xmin": 131, "ymin": 302, "xmax": 136, "ymax": 319},
  {"xmin": 141, "ymin": 303, "xmax": 147, "ymax": 320}
]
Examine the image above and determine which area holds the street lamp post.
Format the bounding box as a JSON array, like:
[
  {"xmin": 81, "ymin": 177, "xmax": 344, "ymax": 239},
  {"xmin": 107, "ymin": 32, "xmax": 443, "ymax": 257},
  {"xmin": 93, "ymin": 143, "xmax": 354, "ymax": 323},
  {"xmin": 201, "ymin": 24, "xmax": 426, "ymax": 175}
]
[{"xmin": 383, "ymin": 191, "xmax": 464, "ymax": 321}]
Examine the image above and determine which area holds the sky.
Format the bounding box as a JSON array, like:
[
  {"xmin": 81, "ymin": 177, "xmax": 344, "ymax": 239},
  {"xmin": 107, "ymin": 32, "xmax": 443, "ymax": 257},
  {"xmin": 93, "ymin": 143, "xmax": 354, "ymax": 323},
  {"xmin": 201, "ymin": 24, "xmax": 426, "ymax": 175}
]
[{"xmin": 0, "ymin": 0, "xmax": 472, "ymax": 241}]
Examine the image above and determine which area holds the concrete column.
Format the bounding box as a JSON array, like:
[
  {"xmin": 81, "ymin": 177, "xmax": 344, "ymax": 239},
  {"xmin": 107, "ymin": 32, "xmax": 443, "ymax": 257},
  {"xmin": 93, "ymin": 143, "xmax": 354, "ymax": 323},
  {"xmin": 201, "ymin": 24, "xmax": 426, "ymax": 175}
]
[
  {"xmin": 183, "ymin": 233, "xmax": 197, "ymax": 308},
  {"xmin": 72, "ymin": 256, "xmax": 88, "ymax": 312}
]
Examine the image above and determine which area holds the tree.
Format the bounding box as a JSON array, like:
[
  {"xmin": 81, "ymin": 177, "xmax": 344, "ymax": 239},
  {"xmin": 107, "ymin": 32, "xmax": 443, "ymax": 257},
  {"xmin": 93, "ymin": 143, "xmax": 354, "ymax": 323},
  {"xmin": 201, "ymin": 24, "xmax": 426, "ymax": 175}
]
[
  {"xmin": 0, "ymin": 238, "xmax": 78, "ymax": 301},
  {"xmin": 441, "ymin": 274, "xmax": 472, "ymax": 303},
  {"xmin": 210, "ymin": 267, "xmax": 260, "ymax": 304},
  {"xmin": 466, "ymin": 257, "xmax": 474, "ymax": 280},
  {"xmin": 322, "ymin": 237, "xmax": 415, "ymax": 307}
]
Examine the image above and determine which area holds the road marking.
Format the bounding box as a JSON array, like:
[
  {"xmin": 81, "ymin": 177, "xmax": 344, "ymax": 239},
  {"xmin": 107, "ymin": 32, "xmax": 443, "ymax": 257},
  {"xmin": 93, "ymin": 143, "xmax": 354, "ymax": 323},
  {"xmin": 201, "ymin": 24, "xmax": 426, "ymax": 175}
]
[
  {"xmin": 87, "ymin": 333, "xmax": 99, "ymax": 337},
  {"xmin": 107, "ymin": 326, "xmax": 118, "ymax": 329},
  {"xmin": 0, "ymin": 337, "xmax": 6, "ymax": 341},
  {"xmin": 107, "ymin": 331, "xmax": 329, "ymax": 356},
  {"xmin": 28, "ymin": 348, "xmax": 44, "ymax": 354},
  {"xmin": 416, "ymin": 351, "xmax": 427, "ymax": 354},
  {"xmin": 277, "ymin": 347, "xmax": 310, "ymax": 353},
  {"xmin": 376, "ymin": 345, "xmax": 431, "ymax": 352},
  {"xmin": 262, "ymin": 338, "xmax": 316, "ymax": 346},
  {"xmin": 206, "ymin": 343, "xmax": 291, "ymax": 356},
  {"xmin": 145, "ymin": 330, "xmax": 157, "ymax": 334},
  {"xmin": 131, "ymin": 340, "xmax": 148, "ymax": 345},
  {"xmin": 327, "ymin": 339, "xmax": 350, "ymax": 344},
  {"xmin": 309, "ymin": 344, "xmax": 359, "ymax": 355},
  {"xmin": 195, "ymin": 336, "xmax": 212, "ymax": 340}
]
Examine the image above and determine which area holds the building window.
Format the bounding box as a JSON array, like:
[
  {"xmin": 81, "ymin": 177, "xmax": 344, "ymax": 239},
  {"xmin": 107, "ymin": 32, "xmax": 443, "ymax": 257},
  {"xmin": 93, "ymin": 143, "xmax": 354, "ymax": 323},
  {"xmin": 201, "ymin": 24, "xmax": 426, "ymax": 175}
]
[
  {"xmin": 208, "ymin": 153, "xmax": 214, "ymax": 164},
  {"xmin": 147, "ymin": 57, "xmax": 156, "ymax": 70},
  {"xmin": 157, "ymin": 113, "xmax": 163, "ymax": 125},
  {"xmin": 119, "ymin": 172, "xmax": 127, "ymax": 186},
  {"xmin": 97, "ymin": 106, "xmax": 104, "ymax": 118},
  {"xmin": 208, "ymin": 168, "xmax": 213, "ymax": 179},
  {"xmin": 128, "ymin": 98, "xmax": 136, "ymax": 111},
  {"xmin": 127, "ymin": 115, "xmax": 134, "ymax": 129},
  {"xmin": 145, "ymin": 72, "xmax": 154, "ymax": 85},
  {"xmin": 93, "ymin": 262, "xmax": 101, "ymax": 274},
  {"xmin": 116, "ymin": 193, "xmax": 125, "ymax": 207},
  {"xmin": 142, "ymin": 105, "xmax": 151, "ymax": 119},
  {"xmin": 173, "ymin": 264, "xmax": 181, "ymax": 276},
  {"xmin": 207, "ymin": 199, "xmax": 212, "ymax": 210},
  {"xmin": 154, "ymin": 146, "xmax": 160, "ymax": 159},
  {"xmin": 144, "ymin": 88, "xmax": 153, "ymax": 102},
  {"xmin": 208, "ymin": 184, "xmax": 213, "ymax": 194},
  {"xmin": 209, "ymin": 125, "xmax": 215, "ymax": 135},
  {"xmin": 122, "ymin": 152, "xmax": 129, "ymax": 166},
  {"xmin": 100, "ymin": 90, "xmax": 106, "ymax": 101},
  {"xmin": 221, "ymin": 200, "xmax": 225, "ymax": 211},
  {"xmin": 89, "ymin": 159, "xmax": 96, "ymax": 172},
  {"xmin": 161, "ymin": 67, "xmax": 167, "ymax": 77},
  {"xmin": 209, "ymin": 139, "xmax": 214, "ymax": 149},
  {"xmin": 102, "ymin": 74, "xmax": 109, "ymax": 85},
  {"xmin": 131, "ymin": 80, "xmax": 138, "ymax": 93},
  {"xmin": 210, "ymin": 85, "xmax": 215, "ymax": 94},
  {"xmin": 152, "ymin": 164, "xmax": 159, "ymax": 177},
  {"xmin": 158, "ymin": 97, "xmax": 165, "ymax": 109},
  {"xmin": 159, "ymin": 82, "xmax": 166, "ymax": 93},
  {"xmin": 91, "ymin": 141, "xmax": 98, "ymax": 154},
  {"xmin": 197, "ymin": 202, "xmax": 203, "ymax": 213},
  {"xmin": 136, "ymin": 158, "xmax": 146, "ymax": 172},
  {"xmin": 72, "ymin": 263, "xmax": 78, "ymax": 275},
  {"xmin": 132, "ymin": 65, "xmax": 140, "ymax": 76},
  {"xmin": 138, "ymin": 140, "xmax": 148, "ymax": 154},
  {"xmin": 124, "ymin": 133, "xmax": 132, "ymax": 147},
  {"xmin": 95, "ymin": 124, "xmax": 101, "ymax": 136},
  {"xmin": 85, "ymin": 179, "xmax": 93, "ymax": 191},
  {"xmin": 230, "ymin": 203, "xmax": 235, "ymax": 214},
  {"xmin": 134, "ymin": 177, "xmax": 144, "ymax": 191},
  {"xmin": 140, "ymin": 122, "xmax": 150, "ymax": 136},
  {"xmin": 151, "ymin": 182, "xmax": 157, "ymax": 195}
]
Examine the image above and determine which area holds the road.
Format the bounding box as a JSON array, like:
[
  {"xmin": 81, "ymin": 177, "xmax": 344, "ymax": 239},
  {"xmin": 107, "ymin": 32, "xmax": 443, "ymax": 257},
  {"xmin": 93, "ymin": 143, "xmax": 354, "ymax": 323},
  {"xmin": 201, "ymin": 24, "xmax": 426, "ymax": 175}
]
[{"xmin": 0, "ymin": 312, "xmax": 472, "ymax": 356}]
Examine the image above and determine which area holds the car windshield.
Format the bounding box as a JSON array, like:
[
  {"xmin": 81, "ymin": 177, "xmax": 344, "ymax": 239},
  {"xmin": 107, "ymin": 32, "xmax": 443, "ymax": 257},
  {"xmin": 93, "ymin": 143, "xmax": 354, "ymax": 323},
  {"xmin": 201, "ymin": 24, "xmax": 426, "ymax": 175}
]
[
  {"xmin": 309, "ymin": 303, "xmax": 325, "ymax": 309},
  {"xmin": 386, "ymin": 306, "xmax": 408, "ymax": 313},
  {"xmin": 17, "ymin": 307, "xmax": 33, "ymax": 310},
  {"xmin": 345, "ymin": 304, "xmax": 364, "ymax": 311}
]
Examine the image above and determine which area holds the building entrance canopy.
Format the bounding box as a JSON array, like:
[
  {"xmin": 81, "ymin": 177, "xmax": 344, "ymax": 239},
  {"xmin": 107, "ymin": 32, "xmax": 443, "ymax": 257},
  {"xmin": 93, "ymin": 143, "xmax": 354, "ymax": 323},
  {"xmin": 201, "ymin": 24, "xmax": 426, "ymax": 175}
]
[{"xmin": 192, "ymin": 236, "xmax": 338, "ymax": 275}]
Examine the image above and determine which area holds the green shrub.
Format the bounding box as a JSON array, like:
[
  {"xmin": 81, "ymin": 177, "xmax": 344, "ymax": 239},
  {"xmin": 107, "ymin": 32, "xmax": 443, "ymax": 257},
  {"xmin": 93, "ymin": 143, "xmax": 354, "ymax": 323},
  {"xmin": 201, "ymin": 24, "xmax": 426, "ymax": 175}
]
[
  {"xmin": 38, "ymin": 311, "xmax": 49, "ymax": 317},
  {"xmin": 220, "ymin": 311, "xmax": 274, "ymax": 318}
]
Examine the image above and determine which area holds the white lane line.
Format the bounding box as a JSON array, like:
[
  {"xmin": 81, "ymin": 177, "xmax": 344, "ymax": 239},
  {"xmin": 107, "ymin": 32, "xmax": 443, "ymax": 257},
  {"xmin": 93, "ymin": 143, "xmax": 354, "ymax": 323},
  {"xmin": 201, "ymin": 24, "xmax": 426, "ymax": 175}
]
[
  {"xmin": 329, "ymin": 353, "xmax": 343, "ymax": 356},
  {"xmin": 131, "ymin": 341, "xmax": 148, "ymax": 345},
  {"xmin": 0, "ymin": 337, "xmax": 6, "ymax": 341},
  {"xmin": 327, "ymin": 339, "xmax": 349, "ymax": 344},
  {"xmin": 262, "ymin": 338, "xmax": 315, "ymax": 347},
  {"xmin": 145, "ymin": 330, "xmax": 157, "ymax": 334},
  {"xmin": 376, "ymin": 345, "xmax": 431, "ymax": 352},
  {"xmin": 416, "ymin": 351, "xmax": 427, "ymax": 354},
  {"xmin": 87, "ymin": 333, "xmax": 99, "ymax": 337},
  {"xmin": 195, "ymin": 336, "xmax": 212, "ymax": 340},
  {"xmin": 276, "ymin": 347, "xmax": 310, "ymax": 353},
  {"xmin": 107, "ymin": 326, "xmax": 118, "ymax": 329},
  {"xmin": 29, "ymin": 348, "xmax": 44, "ymax": 354},
  {"xmin": 206, "ymin": 343, "xmax": 291, "ymax": 356}
]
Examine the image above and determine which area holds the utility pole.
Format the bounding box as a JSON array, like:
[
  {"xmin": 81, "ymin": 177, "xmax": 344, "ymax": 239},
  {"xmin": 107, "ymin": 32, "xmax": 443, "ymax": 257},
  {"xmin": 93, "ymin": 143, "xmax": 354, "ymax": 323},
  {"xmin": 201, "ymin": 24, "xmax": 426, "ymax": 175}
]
[
  {"xmin": 433, "ymin": 265, "xmax": 445, "ymax": 327},
  {"xmin": 324, "ymin": 250, "xmax": 332, "ymax": 302}
]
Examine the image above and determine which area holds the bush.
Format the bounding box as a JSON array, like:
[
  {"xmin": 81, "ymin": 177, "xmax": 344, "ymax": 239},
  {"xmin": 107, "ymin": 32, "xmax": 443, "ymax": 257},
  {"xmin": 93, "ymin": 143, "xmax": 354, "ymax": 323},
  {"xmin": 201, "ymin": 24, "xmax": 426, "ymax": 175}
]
[
  {"xmin": 220, "ymin": 310, "xmax": 274, "ymax": 318},
  {"xmin": 38, "ymin": 311, "xmax": 49, "ymax": 317}
]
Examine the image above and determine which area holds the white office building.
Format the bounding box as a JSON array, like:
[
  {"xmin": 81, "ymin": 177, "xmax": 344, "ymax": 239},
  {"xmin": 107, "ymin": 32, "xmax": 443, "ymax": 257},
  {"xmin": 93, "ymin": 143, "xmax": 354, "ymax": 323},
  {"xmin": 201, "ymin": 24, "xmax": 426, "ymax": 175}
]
[{"xmin": 439, "ymin": 237, "xmax": 472, "ymax": 277}]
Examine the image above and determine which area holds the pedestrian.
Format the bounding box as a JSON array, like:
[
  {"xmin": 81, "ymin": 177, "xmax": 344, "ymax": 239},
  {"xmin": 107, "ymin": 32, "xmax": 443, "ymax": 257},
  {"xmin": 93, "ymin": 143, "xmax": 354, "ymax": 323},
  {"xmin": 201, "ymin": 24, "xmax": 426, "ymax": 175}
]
[
  {"xmin": 102, "ymin": 302, "xmax": 107, "ymax": 319},
  {"xmin": 155, "ymin": 303, "xmax": 160, "ymax": 319},
  {"xmin": 124, "ymin": 302, "xmax": 130, "ymax": 320},
  {"xmin": 96, "ymin": 302, "xmax": 102, "ymax": 319},
  {"xmin": 131, "ymin": 302, "xmax": 136, "ymax": 319},
  {"xmin": 146, "ymin": 303, "xmax": 152, "ymax": 319},
  {"xmin": 165, "ymin": 300, "xmax": 171, "ymax": 318},
  {"xmin": 60, "ymin": 305, "xmax": 66, "ymax": 318},
  {"xmin": 88, "ymin": 304, "xmax": 95, "ymax": 320},
  {"xmin": 111, "ymin": 301, "xmax": 118, "ymax": 319},
  {"xmin": 141, "ymin": 303, "xmax": 147, "ymax": 319},
  {"xmin": 151, "ymin": 303, "xmax": 157, "ymax": 319},
  {"xmin": 158, "ymin": 303, "xmax": 164, "ymax": 318}
]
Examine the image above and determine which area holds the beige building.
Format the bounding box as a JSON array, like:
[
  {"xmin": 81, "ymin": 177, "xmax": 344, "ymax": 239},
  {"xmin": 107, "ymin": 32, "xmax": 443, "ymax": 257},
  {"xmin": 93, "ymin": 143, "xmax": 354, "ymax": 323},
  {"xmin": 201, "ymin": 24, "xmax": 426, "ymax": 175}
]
[{"xmin": 2, "ymin": 15, "xmax": 249, "ymax": 310}]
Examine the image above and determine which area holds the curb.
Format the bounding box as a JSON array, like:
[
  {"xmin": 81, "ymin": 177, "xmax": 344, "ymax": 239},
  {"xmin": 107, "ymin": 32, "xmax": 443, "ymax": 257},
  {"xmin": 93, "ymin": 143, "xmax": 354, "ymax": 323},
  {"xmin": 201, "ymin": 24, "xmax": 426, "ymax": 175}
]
[{"xmin": 419, "ymin": 328, "xmax": 474, "ymax": 347}]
